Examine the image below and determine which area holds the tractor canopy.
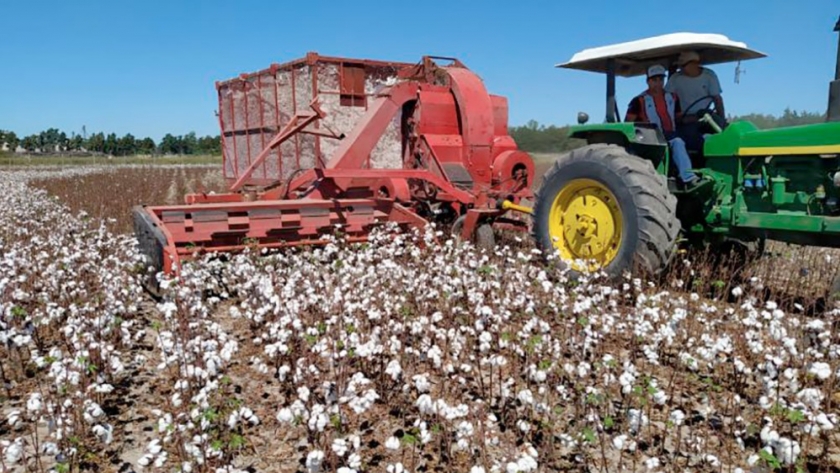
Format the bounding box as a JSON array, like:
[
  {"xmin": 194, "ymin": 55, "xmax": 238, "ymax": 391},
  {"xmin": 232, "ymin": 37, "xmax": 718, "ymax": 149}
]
[
  {"xmin": 557, "ymin": 32, "xmax": 766, "ymax": 126},
  {"xmin": 557, "ymin": 32, "xmax": 766, "ymax": 78}
]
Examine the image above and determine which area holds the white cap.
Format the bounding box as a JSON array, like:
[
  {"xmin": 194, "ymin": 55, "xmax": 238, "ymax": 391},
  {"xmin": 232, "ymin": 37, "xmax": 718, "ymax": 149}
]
[
  {"xmin": 678, "ymin": 51, "xmax": 700, "ymax": 66},
  {"xmin": 646, "ymin": 64, "xmax": 666, "ymax": 78}
]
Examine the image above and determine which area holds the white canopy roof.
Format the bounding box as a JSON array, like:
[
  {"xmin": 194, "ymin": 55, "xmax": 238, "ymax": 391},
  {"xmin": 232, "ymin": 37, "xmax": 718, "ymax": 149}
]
[{"xmin": 557, "ymin": 32, "xmax": 766, "ymax": 77}]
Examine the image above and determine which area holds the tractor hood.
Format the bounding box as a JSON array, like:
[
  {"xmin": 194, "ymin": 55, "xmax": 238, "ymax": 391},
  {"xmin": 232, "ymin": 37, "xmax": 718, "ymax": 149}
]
[{"xmin": 704, "ymin": 121, "xmax": 840, "ymax": 157}]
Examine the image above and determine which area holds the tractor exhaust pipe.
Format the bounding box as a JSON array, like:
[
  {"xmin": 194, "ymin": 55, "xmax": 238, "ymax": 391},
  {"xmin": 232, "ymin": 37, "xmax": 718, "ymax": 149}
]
[{"xmin": 827, "ymin": 15, "xmax": 840, "ymax": 121}]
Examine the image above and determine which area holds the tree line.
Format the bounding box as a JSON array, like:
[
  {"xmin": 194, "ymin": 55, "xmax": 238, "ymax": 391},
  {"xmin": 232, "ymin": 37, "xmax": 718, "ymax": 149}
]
[
  {"xmin": 508, "ymin": 108, "xmax": 827, "ymax": 153},
  {"xmin": 1, "ymin": 109, "xmax": 828, "ymax": 157},
  {"xmin": 0, "ymin": 128, "xmax": 221, "ymax": 156}
]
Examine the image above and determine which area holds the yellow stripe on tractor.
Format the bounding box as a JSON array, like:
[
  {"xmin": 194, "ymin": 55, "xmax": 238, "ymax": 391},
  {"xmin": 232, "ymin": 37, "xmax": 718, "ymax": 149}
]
[{"xmin": 738, "ymin": 144, "xmax": 840, "ymax": 156}]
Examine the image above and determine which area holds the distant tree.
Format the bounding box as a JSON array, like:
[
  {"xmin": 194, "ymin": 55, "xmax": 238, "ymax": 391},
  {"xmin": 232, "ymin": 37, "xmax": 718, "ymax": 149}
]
[
  {"xmin": 732, "ymin": 108, "xmax": 825, "ymax": 128},
  {"xmin": 6, "ymin": 131, "xmax": 19, "ymax": 152},
  {"xmin": 159, "ymin": 134, "xmax": 179, "ymax": 155},
  {"xmin": 509, "ymin": 121, "xmax": 583, "ymax": 153},
  {"xmin": 105, "ymin": 133, "xmax": 119, "ymax": 155},
  {"xmin": 87, "ymin": 132, "xmax": 105, "ymax": 153},
  {"xmin": 197, "ymin": 135, "xmax": 221, "ymax": 154},
  {"xmin": 137, "ymin": 137, "xmax": 156, "ymax": 155},
  {"xmin": 21, "ymin": 135, "xmax": 38, "ymax": 152},
  {"xmin": 117, "ymin": 133, "xmax": 136, "ymax": 156},
  {"xmin": 68, "ymin": 134, "xmax": 84, "ymax": 151},
  {"xmin": 181, "ymin": 132, "xmax": 198, "ymax": 155}
]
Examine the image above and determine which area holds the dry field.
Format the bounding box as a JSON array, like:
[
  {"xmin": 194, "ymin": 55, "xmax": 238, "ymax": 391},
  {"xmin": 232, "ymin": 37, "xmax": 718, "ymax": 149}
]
[{"xmin": 0, "ymin": 164, "xmax": 839, "ymax": 473}]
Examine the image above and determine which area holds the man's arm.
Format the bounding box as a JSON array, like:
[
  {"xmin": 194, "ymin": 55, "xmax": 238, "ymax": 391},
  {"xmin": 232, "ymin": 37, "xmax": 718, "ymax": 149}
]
[
  {"xmin": 706, "ymin": 69, "xmax": 724, "ymax": 116},
  {"xmin": 713, "ymin": 95, "xmax": 725, "ymax": 117},
  {"xmin": 624, "ymin": 96, "xmax": 641, "ymax": 122}
]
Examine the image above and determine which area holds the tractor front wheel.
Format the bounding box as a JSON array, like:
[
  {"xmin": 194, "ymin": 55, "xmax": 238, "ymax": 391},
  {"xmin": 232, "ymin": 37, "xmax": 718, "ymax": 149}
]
[{"xmin": 531, "ymin": 144, "xmax": 680, "ymax": 279}]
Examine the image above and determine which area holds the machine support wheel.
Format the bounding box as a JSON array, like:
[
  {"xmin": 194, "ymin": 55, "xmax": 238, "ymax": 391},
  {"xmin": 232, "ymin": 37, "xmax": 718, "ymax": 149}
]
[
  {"xmin": 452, "ymin": 215, "xmax": 496, "ymax": 252},
  {"xmin": 531, "ymin": 144, "xmax": 680, "ymax": 278}
]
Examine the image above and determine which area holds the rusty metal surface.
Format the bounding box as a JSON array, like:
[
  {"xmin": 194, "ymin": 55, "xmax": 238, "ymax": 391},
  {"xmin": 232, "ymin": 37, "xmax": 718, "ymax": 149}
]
[{"xmin": 217, "ymin": 53, "xmax": 413, "ymax": 187}]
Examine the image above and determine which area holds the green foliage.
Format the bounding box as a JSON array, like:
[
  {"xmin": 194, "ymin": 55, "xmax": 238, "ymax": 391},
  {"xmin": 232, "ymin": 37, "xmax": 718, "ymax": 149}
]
[
  {"xmin": 509, "ymin": 120, "xmax": 584, "ymax": 153},
  {"xmin": 1, "ymin": 127, "xmax": 220, "ymax": 157},
  {"xmin": 731, "ymin": 108, "xmax": 825, "ymax": 129},
  {"xmin": 509, "ymin": 108, "xmax": 825, "ymax": 154}
]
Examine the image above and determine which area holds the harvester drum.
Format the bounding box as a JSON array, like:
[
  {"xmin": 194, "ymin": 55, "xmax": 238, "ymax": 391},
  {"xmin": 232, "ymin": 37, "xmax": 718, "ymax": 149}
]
[{"xmin": 133, "ymin": 54, "xmax": 535, "ymax": 281}]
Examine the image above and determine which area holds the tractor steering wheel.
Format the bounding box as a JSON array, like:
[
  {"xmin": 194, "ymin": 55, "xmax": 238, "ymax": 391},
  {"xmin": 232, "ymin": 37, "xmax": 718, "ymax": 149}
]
[{"xmin": 682, "ymin": 95, "xmax": 727, "ymax": 132}]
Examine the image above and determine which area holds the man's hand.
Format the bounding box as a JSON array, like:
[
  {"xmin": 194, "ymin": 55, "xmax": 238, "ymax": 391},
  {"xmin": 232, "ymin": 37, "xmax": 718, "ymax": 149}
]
[{"xmin": 713, "ymin": 95, "xmax": 725, "ymax": 118}]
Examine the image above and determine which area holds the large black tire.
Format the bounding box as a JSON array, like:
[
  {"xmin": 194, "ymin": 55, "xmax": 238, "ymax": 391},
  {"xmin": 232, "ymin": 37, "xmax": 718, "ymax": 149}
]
[{"xmin": 531, "ymin": 144, "xmax": 680, "ymax": 279}]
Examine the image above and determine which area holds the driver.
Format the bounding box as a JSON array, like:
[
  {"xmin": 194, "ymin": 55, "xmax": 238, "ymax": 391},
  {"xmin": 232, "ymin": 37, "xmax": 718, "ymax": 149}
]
[
  {"xmin": 665, "ymin": 51, "xmax": 724, "ymax": 151},
  {"xmin": 625, "ymin": 64, "xmax": 701, "ymax": 188}
]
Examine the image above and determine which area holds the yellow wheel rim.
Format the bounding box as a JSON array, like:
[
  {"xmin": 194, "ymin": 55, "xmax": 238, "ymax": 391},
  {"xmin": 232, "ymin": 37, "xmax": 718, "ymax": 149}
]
[{"xmin": 548, "ymin": 178, "xmax": 623, "ymax": 272}]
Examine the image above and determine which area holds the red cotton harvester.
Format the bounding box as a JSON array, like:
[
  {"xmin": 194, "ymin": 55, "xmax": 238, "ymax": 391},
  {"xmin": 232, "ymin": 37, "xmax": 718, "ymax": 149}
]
[{"xmin": 132, "ymin": 53, "xmax": 535, "ymax": 287}]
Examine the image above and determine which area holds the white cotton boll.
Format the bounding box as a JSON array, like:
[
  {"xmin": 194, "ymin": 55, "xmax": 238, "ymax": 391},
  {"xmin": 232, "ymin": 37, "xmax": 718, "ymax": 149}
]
[
  {"xmin": 92, "ymin": 423, "xmax": 113, "ymax": 444},
  {"xmin": 385, "ymin": 436, "xmax": 400, "ymax": 450},
  {"xmin": 731, "ymin": 286, "xmax": 743, "ymax": 297},
  {"xmin": 530, "ymin": 369, "xmax": 546, "ymax": 382},
  {"xmin": 470, "ymin": 467, "xmax": 487, "ymax": 473},
  {"xmin": 416, "ymin": 394, "xmax": 436, "ymax": 414},
  {"xmin": 6, "ymin": 411, "xmax": 21, "ymax": 429},
  {"xmin": 347, "ymin": 453, "xmax": 362, "ymax": 469},
  {"xmin": 41, "ymin": 442, "xmax": 59, "ymax": 455},
  {"xmin": 796, "ymin": 388, "xmax": 824, "ymax": 410},
  {"xmin": 705, "ymin": 454, "xmax": 720, "ymax": 467},
  {"xmin": 627, "ymin": 409, "xmax": 648, "ymax": 433},
  {"xmin": 644, "ymin": 457, "xmax": 660, "ymax": 470},
  {"xmin": 413, "ymin": 374, "xmax": 431, "ymax": 393},
  {"xmin": 516, "ymin": 453, "xmax": 538, "ymax": 472},
  {"xmin": 3, "ymin": 438, "xmax": 24, "ymax": 464},
  {"xmin": 332, "ymin": 438, "xmax": 348, "ymax": 457},
  {"xmin": 94, "ymin": 383, "xmax": 114, "ymax": 394},
  {"xmin": 517, "ymin": 389, "xmax": 534, "ymax": 405},
  {"xmin": 298, "ymin": 386, "xmax": 311, "ymax": 402},
  {"xmin": 652, "ymin": 389, "xmax": 668, "ymax": 405},
  {"xmin": 760, "ymin": 426, "xmax": 779, "ymax": 445},
  {"xmin": 808, "ymin": 362, "xmax": 832, "ymax": 380},
  {"xmin": 154, "ymin": 451, "xmax": 168, "ymax": 467},
  {"xmin": 385, "ymin": 359, "xmax": 402, "ymax": 381},
  {"xmin": 386, "ymin": 463, "xmax": 405, "ymax": 473},
  {"xmin": 506, "ymin": 462, "xmax": 520, "ymax": 473},
  {"xmin": 137, "ymin": 454, "xmax": 153, "ymax": 466},
  {"xmin": 305, "ymin": 450, "xmax": 324, "ymax": 473},
  {"xmin": 619, "ymin": 371, "xmax": 635, "ymax": 394},
  {"xmin": 337, "ymin": 469, "xmax": 357, "ymax": 473},
  {"xmin": 669, "ymin": 409, "xmax": 685, "ymax": 426},
  {"xmin": 27, "ymin": 393, "xmax": 42, "ymax": 413},
  {"xmin": 774, "ymin": 437, "xmax": 801, "ymax": 465},
  {"xmin": 815, "ymin": 413, "xmax": 836, "ymax": 431},
  {"xmin": 612, "ymin": 435, "xmax": 627, "ymax": 450}
]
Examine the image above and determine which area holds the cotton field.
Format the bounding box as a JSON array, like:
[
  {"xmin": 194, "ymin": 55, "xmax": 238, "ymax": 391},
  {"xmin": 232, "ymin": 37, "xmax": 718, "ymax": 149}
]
[{"xmin": 1, "ymin": 167, "xmax": 839, "ymax": 473}]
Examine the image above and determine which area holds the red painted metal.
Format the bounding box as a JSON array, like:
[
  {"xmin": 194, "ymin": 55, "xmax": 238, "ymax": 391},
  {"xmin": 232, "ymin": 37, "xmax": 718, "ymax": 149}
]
[{"xmin": 134, "ymin": 53, "xmax": 536, "ymax": 278}]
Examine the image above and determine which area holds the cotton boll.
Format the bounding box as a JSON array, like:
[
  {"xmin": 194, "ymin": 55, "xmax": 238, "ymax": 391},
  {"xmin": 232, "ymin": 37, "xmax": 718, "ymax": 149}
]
[
  {"xmin": 808, "ymin": 362, "xmax": 832, "ymax": 380},
  {"xmin": 385, "ymin": 436, "xmax": 400, "ymax": 450}
]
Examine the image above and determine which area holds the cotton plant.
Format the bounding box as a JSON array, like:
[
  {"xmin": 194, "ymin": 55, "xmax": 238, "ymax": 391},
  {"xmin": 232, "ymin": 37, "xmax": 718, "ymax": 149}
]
[{"xmin": 2, "ymin": 167, "xmax": 840, "ymax": 471}]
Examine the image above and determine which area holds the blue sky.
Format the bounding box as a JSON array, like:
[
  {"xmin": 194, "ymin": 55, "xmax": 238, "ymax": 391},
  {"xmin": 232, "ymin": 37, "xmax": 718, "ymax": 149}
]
[{"xmin": 1, "ymin": 1, "xmax": 838, "ymax": 141}]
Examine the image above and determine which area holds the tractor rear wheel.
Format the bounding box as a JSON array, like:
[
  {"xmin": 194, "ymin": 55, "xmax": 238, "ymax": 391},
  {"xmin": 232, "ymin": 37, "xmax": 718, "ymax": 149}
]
[{"xmin": 531, "ymin": 144, "xmax": 680, "ymax": 279}]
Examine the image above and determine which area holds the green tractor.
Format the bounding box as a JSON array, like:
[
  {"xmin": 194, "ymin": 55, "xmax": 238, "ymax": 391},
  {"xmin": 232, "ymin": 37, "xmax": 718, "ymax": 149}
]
[{"xmin": 532, "ymin": 22, "xmax": 840, "ymax": 281}]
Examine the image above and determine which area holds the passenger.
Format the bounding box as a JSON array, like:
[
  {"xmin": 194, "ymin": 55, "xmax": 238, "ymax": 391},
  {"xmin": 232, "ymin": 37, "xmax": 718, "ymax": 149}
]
[
  {"xmin": 625, "ymin": 64, "xmax": 701, "ymax": 188},
  {"xmin": 665, "ymin": 51, "xmax": 725, "ymax": 151}
]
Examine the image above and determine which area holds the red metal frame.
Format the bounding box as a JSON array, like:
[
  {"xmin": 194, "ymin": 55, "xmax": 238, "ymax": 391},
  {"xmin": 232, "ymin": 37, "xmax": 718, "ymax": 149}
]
[{"xmin": 138, "ymin": 54, "xmax": 535, "ymax": 277}]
